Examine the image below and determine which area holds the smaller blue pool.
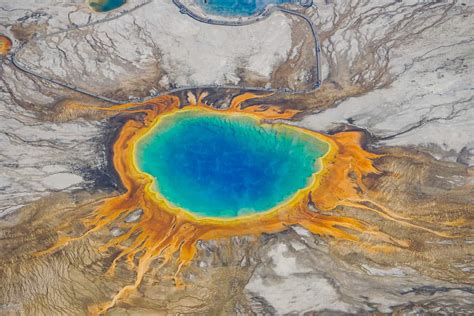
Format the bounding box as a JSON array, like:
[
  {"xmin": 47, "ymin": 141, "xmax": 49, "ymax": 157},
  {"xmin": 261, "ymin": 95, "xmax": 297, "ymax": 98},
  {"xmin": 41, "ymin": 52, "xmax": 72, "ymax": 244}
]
[
  {"xmin": 197, "ymin": 0, "xmax": 294, "ymax": 16},
  {"xmin": 88, "ymin": 0, "xmax": 126, "ymax": 12}
]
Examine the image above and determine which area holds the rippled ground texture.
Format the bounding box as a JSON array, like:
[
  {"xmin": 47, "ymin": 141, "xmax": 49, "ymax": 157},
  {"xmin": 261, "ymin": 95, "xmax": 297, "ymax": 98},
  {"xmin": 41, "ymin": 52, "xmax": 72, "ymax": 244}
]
[{"xmin": 136, "ymin": 110, "xmax": 328, "ymax": 217}]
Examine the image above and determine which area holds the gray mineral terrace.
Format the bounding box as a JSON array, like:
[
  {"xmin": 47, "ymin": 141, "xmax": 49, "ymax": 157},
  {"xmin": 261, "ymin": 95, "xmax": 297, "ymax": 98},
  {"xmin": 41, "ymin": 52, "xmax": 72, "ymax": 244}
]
[{"xmin": 7, "ymin": 0, "xmax": 321, "ymax": 104}]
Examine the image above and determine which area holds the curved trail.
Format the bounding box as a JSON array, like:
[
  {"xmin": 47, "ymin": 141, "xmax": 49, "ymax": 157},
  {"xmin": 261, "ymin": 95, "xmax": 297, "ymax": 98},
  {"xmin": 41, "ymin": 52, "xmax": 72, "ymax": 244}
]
[
  {"xmin": 7, "ymin": 0, "xmax": 154, "ymax": 104},
  {"xmin": 8, "ymin": 0, "xmax": 322, "ymax": 104}
]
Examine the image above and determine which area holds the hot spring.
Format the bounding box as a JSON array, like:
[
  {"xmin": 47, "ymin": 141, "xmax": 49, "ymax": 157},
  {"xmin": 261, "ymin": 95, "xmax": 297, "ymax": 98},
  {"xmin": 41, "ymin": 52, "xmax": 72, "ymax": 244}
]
[{"xmin": 134, "ymin": 108, "xmax": 329, "ymax": 218}]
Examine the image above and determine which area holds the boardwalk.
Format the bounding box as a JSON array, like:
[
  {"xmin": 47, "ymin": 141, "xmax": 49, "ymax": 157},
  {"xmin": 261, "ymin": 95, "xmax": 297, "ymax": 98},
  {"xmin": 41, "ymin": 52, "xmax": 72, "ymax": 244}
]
[{"xmin": 8, "ymin": 0, "xmax": 322, "ymax": 104}]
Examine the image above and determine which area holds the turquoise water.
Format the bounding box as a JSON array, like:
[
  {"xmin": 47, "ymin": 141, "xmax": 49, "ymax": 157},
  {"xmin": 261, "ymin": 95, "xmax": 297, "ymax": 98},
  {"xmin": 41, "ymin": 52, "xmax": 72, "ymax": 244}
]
[
  {"xmin": 88, "ymin": 0, "xmax": 125, "ymax": 12},
  {"xmin": 135, "ymin": 110, "xmax": 328, "ymax": 218},
  {"xmin": 197, "ymin": 0, "xmax": 293, "ymax": 16}
]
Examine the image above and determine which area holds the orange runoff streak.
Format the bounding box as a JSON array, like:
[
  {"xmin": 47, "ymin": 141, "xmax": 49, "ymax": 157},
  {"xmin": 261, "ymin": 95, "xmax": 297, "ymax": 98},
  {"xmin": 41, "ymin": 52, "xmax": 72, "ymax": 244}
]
[{"xmin": 0, "ymin": 35, "xmax": 12, "ymax": 56}]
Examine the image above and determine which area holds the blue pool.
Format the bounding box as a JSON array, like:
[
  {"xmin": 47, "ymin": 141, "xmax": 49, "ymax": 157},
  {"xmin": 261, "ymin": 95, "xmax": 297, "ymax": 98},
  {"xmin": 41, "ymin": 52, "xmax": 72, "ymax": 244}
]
[
  {"xmin": 135, "ymin": 109, "xmax": 328, "ymax": 218},
  {"xmin": 88, "ymin": 0, "xmax": 126, "ymax": 12},
  {"xmin": 196, "ymin": 0, "xmax": 294, "ymax": 16}
]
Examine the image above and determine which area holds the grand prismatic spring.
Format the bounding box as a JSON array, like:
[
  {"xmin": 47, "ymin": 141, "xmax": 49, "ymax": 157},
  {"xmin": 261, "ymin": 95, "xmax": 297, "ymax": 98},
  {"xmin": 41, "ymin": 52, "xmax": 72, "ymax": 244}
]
[
  {"xmin": 35, "ymin": 92, "xmax": 457, "ymax": 313},
  {"xmin": 0, "ymin": 35, "xmax": 12, "ymax": 56},
  {"xmin": 135, "ymin": 108, "xmax": 329, "ymax": 218}
]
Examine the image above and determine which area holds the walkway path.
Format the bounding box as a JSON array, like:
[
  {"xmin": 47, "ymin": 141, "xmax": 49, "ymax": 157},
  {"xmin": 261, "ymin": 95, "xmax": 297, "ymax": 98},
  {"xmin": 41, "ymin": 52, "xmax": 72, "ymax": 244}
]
[{"xmin": 8, "ymin": 0, "xmax": 322, "ymax": 104}]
